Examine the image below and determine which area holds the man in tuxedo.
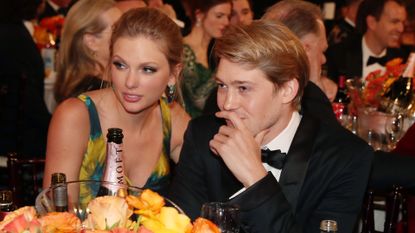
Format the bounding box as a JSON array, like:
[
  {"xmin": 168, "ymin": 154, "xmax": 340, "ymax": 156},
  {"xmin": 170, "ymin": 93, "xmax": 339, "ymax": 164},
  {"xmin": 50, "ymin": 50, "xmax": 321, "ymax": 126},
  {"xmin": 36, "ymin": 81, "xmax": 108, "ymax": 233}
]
[
  {"xmin": 326, "ymin": 0, "xmax": 407, "ymax": 83},
  {"xmin": 169, "ymin": 20, "xmax": 373, "ymax": 233},
  {"xmin": 263, "ymin": 0, "xmax": 415, "ymax": 194}
]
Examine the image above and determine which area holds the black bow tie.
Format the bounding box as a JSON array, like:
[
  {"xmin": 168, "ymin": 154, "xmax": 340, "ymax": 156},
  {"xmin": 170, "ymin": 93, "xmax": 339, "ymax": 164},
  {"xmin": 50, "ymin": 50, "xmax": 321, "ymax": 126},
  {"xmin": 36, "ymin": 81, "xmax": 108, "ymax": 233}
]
[
  {"xmin": 367, "ymin": 55, "xmax": 388, "ymax": 66},
  {"xmin": 261, "ymin": 149, "xmax": 287, "ymax": 169}
]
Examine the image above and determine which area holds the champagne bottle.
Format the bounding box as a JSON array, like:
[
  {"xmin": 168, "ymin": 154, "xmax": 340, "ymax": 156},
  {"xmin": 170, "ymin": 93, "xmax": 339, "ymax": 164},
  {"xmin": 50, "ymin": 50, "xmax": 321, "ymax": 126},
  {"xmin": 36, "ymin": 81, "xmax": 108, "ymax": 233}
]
[
  {"xmin": 0, "ymin": 190, "xmax": 16, "ymax": 221},
  {"xmin": 51, "ymin": 173, "xmax": 68, "ymax": 212},
  {"xmin": 380, "ymin": 53, "xmax": 415, "ymax": 114},
  {"xmin": 320, "ymin": 220, "xmax": 338, "ymax": 233},
  {"xmin": 97, "ymin": 128, "xmax": 125, "ymax": 196},
  {"xmin": 332, "ymin": 75, "xmax": 350, "ymax": 119}
]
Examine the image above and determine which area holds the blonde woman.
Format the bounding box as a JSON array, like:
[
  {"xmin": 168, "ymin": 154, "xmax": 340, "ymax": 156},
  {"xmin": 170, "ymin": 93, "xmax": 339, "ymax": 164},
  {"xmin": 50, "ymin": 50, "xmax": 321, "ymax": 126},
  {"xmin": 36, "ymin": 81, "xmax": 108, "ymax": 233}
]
[
  {"xmin": 54, "ymin": 0, "xmax": 122, "ymax": 103},
  {"xmin": 44, "ymin": 8, "xmax": 190, "ymax": 199}
]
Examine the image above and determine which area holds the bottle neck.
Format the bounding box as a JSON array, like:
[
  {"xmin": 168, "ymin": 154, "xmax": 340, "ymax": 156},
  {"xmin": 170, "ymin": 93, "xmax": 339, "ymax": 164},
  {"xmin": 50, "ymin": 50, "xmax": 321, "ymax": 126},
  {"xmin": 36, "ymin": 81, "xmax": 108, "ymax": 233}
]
[{"xmin": 338, "ymin": 76, "xmax": 346, "ymax": 89}]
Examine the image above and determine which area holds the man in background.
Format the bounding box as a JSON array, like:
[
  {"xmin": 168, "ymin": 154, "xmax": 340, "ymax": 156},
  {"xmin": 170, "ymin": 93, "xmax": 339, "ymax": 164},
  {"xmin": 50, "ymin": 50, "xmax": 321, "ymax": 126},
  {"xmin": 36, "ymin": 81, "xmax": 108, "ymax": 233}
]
[{"xmin": 326, "ymin": 0, "xmax": 408, "ymax": 83}]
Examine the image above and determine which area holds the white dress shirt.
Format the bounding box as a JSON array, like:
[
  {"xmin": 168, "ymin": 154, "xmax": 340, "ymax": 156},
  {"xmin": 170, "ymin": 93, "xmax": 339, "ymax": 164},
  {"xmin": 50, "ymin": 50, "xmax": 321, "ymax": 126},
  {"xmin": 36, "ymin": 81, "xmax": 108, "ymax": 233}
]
[
  {"xmin": 362, "ymin": 36, "xmax": 387, "ymax": 81},
  {"xmin": 229, "ymin": 111, "xmax": 302, "ymax": 199}
]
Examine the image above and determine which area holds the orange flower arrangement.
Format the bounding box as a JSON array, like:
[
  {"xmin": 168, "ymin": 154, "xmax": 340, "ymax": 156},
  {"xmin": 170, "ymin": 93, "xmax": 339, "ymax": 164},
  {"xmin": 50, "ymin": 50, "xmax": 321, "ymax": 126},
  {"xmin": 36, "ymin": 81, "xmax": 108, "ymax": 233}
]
[
  {"xmin": 363, "ymin": 58, "xmax": 406, "ymax": 107},
  {"xmin": 0, "ymin": 189, "xmax": 221, "ymax": 233},
  {"xmin": 34, "ymin": 15, "xmax": 65, "ymax": 49}
]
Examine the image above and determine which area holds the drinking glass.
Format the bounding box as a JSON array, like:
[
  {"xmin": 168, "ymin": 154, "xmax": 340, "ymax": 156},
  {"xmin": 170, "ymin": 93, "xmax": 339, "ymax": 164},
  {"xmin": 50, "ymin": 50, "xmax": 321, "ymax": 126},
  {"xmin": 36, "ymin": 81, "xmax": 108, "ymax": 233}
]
[
  {"xmin": 385, "ymin": 114, "xmax": 404, "ymax": 151},
  {"xmin": 201, "ymin": 202, "xmax": 240, "ymax": 233}
]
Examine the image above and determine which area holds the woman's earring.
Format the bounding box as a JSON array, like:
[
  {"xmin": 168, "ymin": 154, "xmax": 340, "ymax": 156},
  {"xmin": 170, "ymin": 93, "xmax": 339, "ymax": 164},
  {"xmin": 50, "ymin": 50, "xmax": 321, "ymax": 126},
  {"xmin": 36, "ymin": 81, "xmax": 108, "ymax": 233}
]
[
  {"xmin": 196, "ymin": 18, "xmax": 201, "ymax": 27},
  {"xmin": 167, "ymin": 84, "xmax": 176, "ymax": 103}
]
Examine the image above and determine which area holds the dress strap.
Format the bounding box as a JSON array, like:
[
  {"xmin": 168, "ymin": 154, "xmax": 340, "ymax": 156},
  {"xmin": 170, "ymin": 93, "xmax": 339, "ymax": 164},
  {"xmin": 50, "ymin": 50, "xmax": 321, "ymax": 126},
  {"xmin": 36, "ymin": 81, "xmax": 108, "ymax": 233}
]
[{"xmin": 77, "ymin": 94, "xmax": 103, "ymax": 140}]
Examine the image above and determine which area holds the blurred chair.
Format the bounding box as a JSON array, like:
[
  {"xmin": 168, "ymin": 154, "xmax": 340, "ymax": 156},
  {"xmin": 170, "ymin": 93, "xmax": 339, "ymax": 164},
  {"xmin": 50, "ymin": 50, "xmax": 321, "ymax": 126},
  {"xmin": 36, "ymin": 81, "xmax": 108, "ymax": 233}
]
[
  {"xmin": 7, "ymin": 152, "xmax": 45, "ymax": 207},
  {"xmin": 361, "ymin": 185, "xmax": 408, "ymax": 233}
]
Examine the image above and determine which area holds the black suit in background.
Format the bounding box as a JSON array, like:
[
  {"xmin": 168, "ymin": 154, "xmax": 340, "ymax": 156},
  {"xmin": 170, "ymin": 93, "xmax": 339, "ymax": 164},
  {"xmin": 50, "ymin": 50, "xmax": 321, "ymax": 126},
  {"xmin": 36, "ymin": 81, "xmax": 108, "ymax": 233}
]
[
  {"xmin": 169, "ymin": 112, "xmax": 373, "ymax": 233},
  {"xmin": 0, "ymin": 22, "xmax": 51, "ymax": 157},
  {"xmin": 38, "ymin": 1, "xmax": 70, "ymax": 20},
  {"xmin": 327, "ymin": 18, "xmax": 358, "ymax": 46},
  {"xmin": 326, "ymin": 35, "xmax": 408, "ymax": 83}
]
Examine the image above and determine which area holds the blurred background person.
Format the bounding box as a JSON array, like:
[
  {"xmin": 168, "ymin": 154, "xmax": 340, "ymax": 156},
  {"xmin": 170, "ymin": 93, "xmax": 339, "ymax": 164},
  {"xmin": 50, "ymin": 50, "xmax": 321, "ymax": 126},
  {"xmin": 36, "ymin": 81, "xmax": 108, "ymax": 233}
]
[
  {"xmin": 44, "ymin": 8, "xmax": 190, "ymax": 198},
  {"xmin": 0, "ymin": 0, "xmax": 51, "ymax": 157},
  {"xmin": 181, "ymin": 0, "xmax": 232, "ymax": 118},
  {"xmin": 263, "ymin": 0, "xmax": 338, "ymax": 102},
  {"xmin": 230, "ymin": 0, "xmax": 253, "ymax": 26},
  {"xmin": 328, "ymin": 0, "xmax": 363, "ymax": 46},
  {"xmin": 38, "ymin": 0, "xmax": 73, "ymax": 19},
  {"xmin": 115, "ymin": 0, "xmax": 147, "ymax": 13},
  {"xmin": 54, "ymin": 0, "xmax": 121, "ymax": 103},
  {"xmin": 326, "ymin": 0, "xmax": 408, "ymax": 83},
  {"xmin": 147, "ymin": 0, "xmax": 185, "ymax": 28}
]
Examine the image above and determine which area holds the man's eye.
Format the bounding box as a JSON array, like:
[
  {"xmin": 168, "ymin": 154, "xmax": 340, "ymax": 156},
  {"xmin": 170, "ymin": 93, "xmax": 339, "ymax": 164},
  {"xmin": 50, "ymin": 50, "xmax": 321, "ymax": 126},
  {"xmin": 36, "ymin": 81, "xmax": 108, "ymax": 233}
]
[
  {"xmin": 238, "ymin": 86, "xmax": 248, "ymax": 92},
  {"xmin": 112, "ymin": 61, "xmax": 126, "ymax": 70},
  {"xmin": 143, "ymin": 66, "xmax": 157, "ymax": 73}
]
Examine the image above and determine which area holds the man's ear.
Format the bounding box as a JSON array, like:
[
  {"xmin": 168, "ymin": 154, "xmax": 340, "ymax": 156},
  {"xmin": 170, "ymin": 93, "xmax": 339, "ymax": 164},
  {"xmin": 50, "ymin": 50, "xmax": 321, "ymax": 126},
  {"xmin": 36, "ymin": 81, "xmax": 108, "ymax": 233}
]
[
  {"xmin": 83, "ymin": 33, "xmax": 99, "ymax": 52},
  {"xmin": 168, "ymin": 63, "xmax": 183, "ymax": 86},
  {"xmin": 366, "ymin": 15, "xmax": 377, "ymax": 31},
  {"xmin": 280, "ymin": 78, "xmax": 299, "ymax": 104}
]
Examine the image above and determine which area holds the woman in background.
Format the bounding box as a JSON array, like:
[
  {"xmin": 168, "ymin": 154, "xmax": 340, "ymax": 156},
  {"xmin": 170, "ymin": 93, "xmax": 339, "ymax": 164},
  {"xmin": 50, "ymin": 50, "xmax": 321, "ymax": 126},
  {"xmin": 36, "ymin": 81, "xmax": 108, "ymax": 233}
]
[
  {"xmin": 44, "ymin": 8, "xmax": 190, "ymax": 199},
  {"xmin": 181, "ymin": 0, "xmax": 231, "ymax": 118},
  {"xmin": 230, "ymin": 0, "xmax": 253, "ymax": 26},
  {"xmin": 54, "ymin": 0, "xmax": 121, "ymax": 103}
]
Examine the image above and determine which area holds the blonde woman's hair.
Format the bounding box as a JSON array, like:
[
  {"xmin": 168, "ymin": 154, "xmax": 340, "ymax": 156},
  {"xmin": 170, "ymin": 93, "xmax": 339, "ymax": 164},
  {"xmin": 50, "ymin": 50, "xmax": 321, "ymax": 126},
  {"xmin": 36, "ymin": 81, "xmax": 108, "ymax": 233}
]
[
  {"xmin": 214, "ymin": 20, "xmax": 309, "ymax": 106},
  {"xmin": 54, "ymin": 0, "xmax": 115, "ymax": 103}
]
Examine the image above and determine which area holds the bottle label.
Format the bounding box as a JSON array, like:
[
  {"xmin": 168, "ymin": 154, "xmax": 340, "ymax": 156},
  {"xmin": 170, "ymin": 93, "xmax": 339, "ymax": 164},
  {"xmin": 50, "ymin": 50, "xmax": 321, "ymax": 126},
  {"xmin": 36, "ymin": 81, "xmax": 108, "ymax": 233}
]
[
  {"xmin": 332, "ymin": 102, "xmax": 345, "ymax": 119},
  {"xmin": 53, "ymin": 186, "xmax": 68, "ymax": 207},
  {"xmin": 102, "ymin": 142, "xmax": 125, "ymax": 192}
]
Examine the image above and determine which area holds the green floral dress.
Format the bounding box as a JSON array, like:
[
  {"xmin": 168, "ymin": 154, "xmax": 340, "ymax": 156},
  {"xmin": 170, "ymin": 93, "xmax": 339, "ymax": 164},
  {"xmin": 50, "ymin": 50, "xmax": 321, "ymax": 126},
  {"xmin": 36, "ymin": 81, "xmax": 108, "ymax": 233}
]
[
  {"xmin": 181, "ymin": 44, "xmax": 216, "ymax": 118},
  {"xmin": 77, "ymin": 94, "xmax": 172, "ymax": 203}
]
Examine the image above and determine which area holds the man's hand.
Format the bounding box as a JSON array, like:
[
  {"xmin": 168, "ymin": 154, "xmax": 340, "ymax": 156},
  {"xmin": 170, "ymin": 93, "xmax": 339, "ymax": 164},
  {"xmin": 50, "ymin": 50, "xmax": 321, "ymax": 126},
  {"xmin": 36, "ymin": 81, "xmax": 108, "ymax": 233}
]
[{"xmin": 209, "ymin": 111, "xmax": 268, "ymax": 187}]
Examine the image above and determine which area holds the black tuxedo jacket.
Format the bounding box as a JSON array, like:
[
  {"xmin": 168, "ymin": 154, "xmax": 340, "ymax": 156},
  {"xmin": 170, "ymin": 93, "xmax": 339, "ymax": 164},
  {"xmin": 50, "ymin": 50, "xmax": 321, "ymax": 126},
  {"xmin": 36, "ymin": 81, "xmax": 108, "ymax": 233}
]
[
  {"xmin": 0, "ymin": 22, "xmax": 51, "ymax": 156},
  {"xmin": 326, "ymin": 35, "xmax": 408, "ymax": 83},
  {"xmin": 38, "ymin": 1, "xmax": 68, "ymax": 20},
  {"xmin": 169, "ymin": 113, "xmax": 373, "ymax": 233}
]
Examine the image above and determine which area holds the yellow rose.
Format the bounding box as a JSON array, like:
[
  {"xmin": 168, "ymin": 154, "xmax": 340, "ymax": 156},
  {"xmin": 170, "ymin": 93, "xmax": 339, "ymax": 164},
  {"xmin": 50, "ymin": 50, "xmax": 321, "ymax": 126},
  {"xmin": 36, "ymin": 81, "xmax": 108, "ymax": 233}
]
[{"xmin": 83, "ymin": 196, "xmax": 133, "ymax": 230}]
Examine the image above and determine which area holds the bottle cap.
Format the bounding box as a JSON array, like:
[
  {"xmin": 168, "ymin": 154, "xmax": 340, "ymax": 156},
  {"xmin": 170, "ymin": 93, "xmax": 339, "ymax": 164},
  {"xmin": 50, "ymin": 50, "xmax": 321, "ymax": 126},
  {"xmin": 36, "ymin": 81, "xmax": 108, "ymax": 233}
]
[
  {"xmin": 107, "ymin": 128, "xmax": 124, "ymax": 143},
  {"xmin": 320, "ymin": 220, "xmax": 337, "ymax": 232},
  {"xmin": 51, "ymin": 173, "xmax": 66, "ymax": 185},
  {"xmin": 0, "ymin": 190, "xmax": 13, "ymax": 204}
]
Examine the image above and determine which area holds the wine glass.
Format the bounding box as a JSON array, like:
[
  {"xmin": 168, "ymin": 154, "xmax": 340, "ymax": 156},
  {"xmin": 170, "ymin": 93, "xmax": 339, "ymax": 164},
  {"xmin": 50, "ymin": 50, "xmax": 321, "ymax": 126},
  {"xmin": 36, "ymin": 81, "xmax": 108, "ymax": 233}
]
[
  {"xmin": 385, "ymin": 114, "xmax": 404, "ymax": 151},
  {"xmin": 201, "ymin": 202, "xmax": 240, "ymax": 233}
]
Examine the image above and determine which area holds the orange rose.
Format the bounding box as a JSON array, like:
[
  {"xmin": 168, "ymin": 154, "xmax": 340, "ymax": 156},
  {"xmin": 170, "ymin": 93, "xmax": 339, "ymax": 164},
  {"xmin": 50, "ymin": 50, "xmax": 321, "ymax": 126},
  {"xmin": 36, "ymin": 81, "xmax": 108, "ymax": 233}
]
[
  {"xmin": 191, "ymin": 218, "xmax": 220, "ymax": 233},
  {"xmin": 126, "ymin": 189, "xmax": 165, "ymax": 213},
  {"xmin": 39, "ymin": 212, "xmax": 81, "ymax": 233}
]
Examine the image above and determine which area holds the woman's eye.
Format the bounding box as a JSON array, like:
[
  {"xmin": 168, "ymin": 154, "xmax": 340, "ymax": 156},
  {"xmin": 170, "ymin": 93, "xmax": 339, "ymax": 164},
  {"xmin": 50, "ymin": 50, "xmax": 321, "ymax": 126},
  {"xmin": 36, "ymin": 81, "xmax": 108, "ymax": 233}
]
[
  {"xmin": 112, "ymin": 61, "xmax": 126, "ymax": 70},
  {"xmin": 217, "ymin": 83, "xmax": 226, "ymax": 89},
  {"xmin": 143, "ymin": 66, "xmax": 157, "ymax": 73}
]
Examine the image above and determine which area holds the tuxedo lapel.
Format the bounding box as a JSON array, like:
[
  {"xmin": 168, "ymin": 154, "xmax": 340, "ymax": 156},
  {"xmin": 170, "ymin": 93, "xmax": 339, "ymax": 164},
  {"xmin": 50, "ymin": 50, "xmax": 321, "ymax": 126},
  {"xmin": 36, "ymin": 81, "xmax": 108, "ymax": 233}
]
[{"xmin": 279, "ymin": 115, "xmax": 319, "ymax": 212}]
